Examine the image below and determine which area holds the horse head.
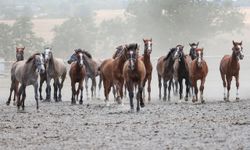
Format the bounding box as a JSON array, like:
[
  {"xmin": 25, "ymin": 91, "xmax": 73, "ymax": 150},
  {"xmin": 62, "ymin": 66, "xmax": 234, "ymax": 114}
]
[
  {"xmin": 173, "ymin": 45, "xmax": 184, "ymax": 61},
  {"xmin": 189, "ymin": 42, "xmax": 199, "ymax": 60},
  {"xmin": 126, "ymin": 43, "xmax": 139, "ymax": 70},
  {"xmin": 232, "ymin": 40, "xmax": 244, "ymax": 60},
  {"xmin": 43, "ymin": 47, "xmax": 53, "ymax": 63},
  {"xmin": 195, "ymin": 48, "xmax": 204, "ymax": 68},
  {"xmin": 143, "ymin": 38, "xmax": 152, "ymax": 55},
  {"xmin": 28, "ymin": 53, "xmax": 45, "ymax": 74},
  {"xmin": 16, "ymin": 46, "xmax": 25, "ymax": 61},
  {"xmin": 75, "ymin": 51, "xmax": 85, "ymax": 67}
]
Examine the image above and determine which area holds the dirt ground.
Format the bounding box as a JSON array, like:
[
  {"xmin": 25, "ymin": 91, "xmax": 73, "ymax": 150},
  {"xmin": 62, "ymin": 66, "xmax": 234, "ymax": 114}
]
[{"xmin": 0, "ymin": 74, "xmax": 250, "ymax": 150}]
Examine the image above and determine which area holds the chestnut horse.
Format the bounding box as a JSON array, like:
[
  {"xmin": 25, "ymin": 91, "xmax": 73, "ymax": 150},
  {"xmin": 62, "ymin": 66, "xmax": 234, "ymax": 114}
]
[
  {"xmin": 190, "ymin": 48, "xmax": 208, "ymax": 103},
  {"xmin": 123, "ymin": 43, "xmax": 146, "ymax": 112},
  {"xmin": 69, "ymin": 50, "xmax": 86, "ymax": 104},
  {"xmin": 139, "ymin": 38, "xmax": 153, "ymax": 102},
  {"xmin": 6, "ymin": 47, "xmax": 25, "ymax": 106},
  {"xmin": 156, "ymin": 48, "xmax": 177, "ymax": 101},
  {"xmin": 220, "ymin": 41, "xmax": 244, "ymax": 101}
]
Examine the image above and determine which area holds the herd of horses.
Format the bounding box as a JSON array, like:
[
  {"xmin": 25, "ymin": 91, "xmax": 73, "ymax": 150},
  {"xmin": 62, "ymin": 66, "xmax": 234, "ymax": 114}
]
[{"xmin": 5, "ymin": 39, "xmax": 244, "ymax": 112}]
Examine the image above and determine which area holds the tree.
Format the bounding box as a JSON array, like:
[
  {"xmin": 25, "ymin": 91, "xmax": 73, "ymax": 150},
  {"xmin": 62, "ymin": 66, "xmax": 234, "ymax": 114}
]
[
  {"xmin": 52, "ymin": 17, "xmax": 97, "ymax": 57},
  {"xmin": 0, "ymin": 23, "xmax": 13, "ymax": 60},
  {"xmin": 126, "ymin": 0, "xmax": 244, "ymax": 49},
  {"xmin": 12, "ymin": 17, "xmax": 44, "ymax": 55}
]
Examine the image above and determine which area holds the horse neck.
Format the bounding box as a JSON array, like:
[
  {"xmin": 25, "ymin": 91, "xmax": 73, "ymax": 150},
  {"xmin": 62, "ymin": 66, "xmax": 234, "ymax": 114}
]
[
  {"xmin": 143, "ymin": 50, "xmax": 151, "ymax": 62},
  {"xmin": 24, "ymin": 59, "xmax": 37, "ymax": 79},
  {"xmin": 115, "ymin": 53, "xmax": 126, "ymax": 66},
  {"xmin": 47, "ymin": 54, "xmax": 56, "ymax": 71},
  {"xmin": 230, "ymin": 52, "xmax": 239, "ymax": 67}
]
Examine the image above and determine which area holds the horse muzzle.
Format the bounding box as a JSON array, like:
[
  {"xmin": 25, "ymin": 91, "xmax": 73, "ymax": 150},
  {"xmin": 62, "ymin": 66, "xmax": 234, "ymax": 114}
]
[{"xmin": 239, "ymin": 54, "xmax": 244, "ymax": 60}]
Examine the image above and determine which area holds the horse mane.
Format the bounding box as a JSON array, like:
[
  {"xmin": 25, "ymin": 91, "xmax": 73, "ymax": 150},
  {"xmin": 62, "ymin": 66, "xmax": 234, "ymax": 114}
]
[
  {"xmin": 127, "ymin": 43, "xmax": 138, "ymax": 50},
  {"xmin": 26, "ymin": 53, "xmax": 40, "ymax": 64},
  {"xmin": 164, "ymin": 48, "xmax": 175, "ymax": 61},
  {"xmin": 75, "ymin": 48, "xmax": 92, "ymax": 59}
]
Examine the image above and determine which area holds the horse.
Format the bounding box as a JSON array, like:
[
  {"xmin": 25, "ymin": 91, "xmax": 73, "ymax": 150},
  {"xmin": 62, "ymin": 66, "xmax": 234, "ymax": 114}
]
[
  {"xmin": 99, "ymin": 45, "xmax": 127, "ymax": 105},
  {"xmin": 69, "ymin": 50, "xmax": 87, "ymax": 104},
  {"xmin": 67, "ymin": 49, "xmax": 101, "ymax": 99},
  {"xmin": 173, "ymin": 45, "xmax": 191, "ymax": 101},
  {"xmin": 219, "ymin": 41, "xmax": 244, "ymax": 102},
  {"xmin": 6, "ymin": 46, "xmax": 25, "ymax": 106},
  {"xmin": 190, "ymin": 48, "xmax": 208, "ymax": 103},
  {"xmin": 13, "ymin": 53, "xmax": 45, "ymax": 110},
  {"xmin": 156, "ymin": 48, "xmax": 177, "ymax": 101},
  {"xmin": 139, "ymin": 38, "xmax": 153, "ymax": 102},
  {"xmin": 42, "ymin": 47, "xmax": 67, "ymax": 102},
  {"xmin": 189, "ymin": 42, "xmax": 199, "ymax": 60},
  {"xmin": 123, "ymin": 43, "xmax": 146, "ymax": 112}
]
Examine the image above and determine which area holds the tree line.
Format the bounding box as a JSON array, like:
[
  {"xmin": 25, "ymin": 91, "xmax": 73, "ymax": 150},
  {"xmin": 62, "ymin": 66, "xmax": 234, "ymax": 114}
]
[{"xmin": 0, "ymin": 0, "xmax": 245, "ymax": 60}]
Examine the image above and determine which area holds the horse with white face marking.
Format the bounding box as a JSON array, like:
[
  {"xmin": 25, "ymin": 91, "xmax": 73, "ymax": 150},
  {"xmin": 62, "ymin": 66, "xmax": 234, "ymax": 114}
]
[
  {"xmin": 190, "ymin": 48, "xmax": 208, "ymax": 103},
  {"xmin": 219, "ymin": 41, "xmax": 244, "ymax": 102},
  {"xmin": 42, "ymin": 47, "xmax": 67, "ymax": 102}
]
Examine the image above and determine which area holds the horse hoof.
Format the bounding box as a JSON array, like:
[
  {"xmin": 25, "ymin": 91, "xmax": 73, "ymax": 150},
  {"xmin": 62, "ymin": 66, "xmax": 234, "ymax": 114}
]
[
  {"xmin": 236, "ymin": 97, "xmax": 240, "ymax": 102},
  {"xmin": 79, "ymin": 101, "xmax": 83, "ymax": 105},
  {"xmin": 136, "ymin": 107, "xmax": 140, "ymax": 112},
  {"xmin": 140, "ymin": 102, "xmax": 145, "ymax": 108},
  {"xmin": 201, "ymin": 100, "xmax": 205, "ymax": 104},
  {"xmin": 6, "ymin": 101, "xmax": 10, "ymax": 106},
  {"xmin": 185, "ymin": 97, "xmax": 188, "ymax": 101},
  {"xmin": 129, "ymin": 109, "xmax": 134, "ymax": 113},
  {"xmin": 163, "ymin": 97, "xmax": 166, "ymax": 101},
  {"xmin": 71, "ymin": 101, "xmax": 76, "ymax": 105}
]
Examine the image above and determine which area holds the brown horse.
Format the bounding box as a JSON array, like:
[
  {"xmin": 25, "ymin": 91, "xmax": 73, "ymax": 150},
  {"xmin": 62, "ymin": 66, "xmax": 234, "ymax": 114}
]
[
  {"xmin": 139, "ymin": 38, "xmax": 153, "ymax": 102},
  {"xmin": 190, "ymin": 48, "xmax": 208, "ymax": 103},
  {"xmin": 220, "ymin": 41, "xmax": 244, "ymax": 102},
  {"xmin": 69, "ymin": 50, "xmax": 86, "ymax": 104},
  {"xmin": 6, "ymin": 46, "xmax": 25, "ymax": 106},
  {"xmin": 156, "ymin": 48, "xmax": 177, "ymax": 101},
  {"xmin": 123, "ymin": 43, "xmax": 146, "ymax": 112}
]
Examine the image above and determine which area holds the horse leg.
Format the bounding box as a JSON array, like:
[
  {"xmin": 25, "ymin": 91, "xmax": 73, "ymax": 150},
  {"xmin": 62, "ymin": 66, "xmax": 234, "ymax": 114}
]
[
  {"xmin": 158, "ymin": 74, "xmax": 162, "ymax": 100},
  {"xmin": 98, "ymin": 75, "xmax": 102, "ymax": 98},
  {"xmin": 6, "ymin": 80, "xmax": 15, "ymax": 105},
  {"xmin": 163, "ymin": 79, "xmax": 167, "ymax": 101},
  {"xmin": 58, "ymin": 75, "xmax": 66, "ymax": 102},
  {"xmin": 147, "ymin": 74, "xmax": 152, "ymax": 102},
  {"xmin": 21, "ymin": 86, "xmax": 26, "ymax": 110},
  {"xmin": 220, "ymin": 73, "xmax": 227, "ymax": 101},
  {"xmin": 104, "ymin": 79, "xmax": 111, "ymax": 106},
  {"xmin": 85, "ymin": 77, "xmax": 89, "ymax": 99},
  {"xmin": 45, "ymin": 77, "xmax": 52, "ymax": 101},
  {"xmin": 192, "ymin": 81, "xmax": 198, "ymax": 103},
  {"xmin": 71, "ymin": 81, "xmax": 76, "ymax": 105},
  {"xmin": 138, "ymin": 83, "xmax": 145, "ymax": 109},
  {"xmin": 175, "ymin": 80, "xmax": 178, "ymax": 96},
  {"xmin": 91, "ymin": 77, "xmax": 97, "ymax": 98},
  {"xmin": 235, "ymin": 75, "xmax": 240, "ymax": 101},
  {"xmin": 17, "ymin": 85, "xmax": 23, "ymax": 110},
  {"xmin": 39, "ymin": 77, "xmax": 44, "ymax": 100},
  {"xmin": 79, "ymin": 80, "xmax": 84, "ymax": 105},
  {"xmin": 53, "ymin": 79, "xmax": 59, "ymax": 102},
  {"xmin": 226, "ymin": 76, "xmax": 232, "ymax": 102},
  {"xmin": 127, "ymin": 82, "xmax": 134, "ymax": 112},
  {"xmin": 117, "ymin": 80, "xmax": 124, "ymax": 104},
  {"xmin": 185, "ymin": 79, "xmax": 190, "ymax": 101},
  {"xmin": 33, "ymin": 82, "xmax": 39, "ymax": 110},
  {"xmin": 179, "ymin": 78, "xmax": 183, "ymax": 100},
  {"xmin": 200, "ymin": 78, "xmax": 205, "ymax": 104},
  {"xmin": 167, "ymin": 79, "xmax": 172, "ymax": 101}
]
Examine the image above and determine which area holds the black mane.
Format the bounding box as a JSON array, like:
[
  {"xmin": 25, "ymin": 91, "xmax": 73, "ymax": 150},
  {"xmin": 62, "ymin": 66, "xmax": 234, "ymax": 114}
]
[
  {"xmin": 164, "ymin": 48, "xmax": 175, "ymax": 61},
  {"xmin": 26, "ymin": 53, "xmax": 41, "ymax": 64}
]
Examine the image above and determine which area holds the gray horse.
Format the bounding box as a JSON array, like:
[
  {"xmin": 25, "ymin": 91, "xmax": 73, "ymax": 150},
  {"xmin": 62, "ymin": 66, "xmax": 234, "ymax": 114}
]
[
  {"xmin": 12, "ymin": 53, "xmax": 45, "ymax": 110},
  {"xmin": 43, "ymin": 47, "xmax": 67, "ymax": 102}
]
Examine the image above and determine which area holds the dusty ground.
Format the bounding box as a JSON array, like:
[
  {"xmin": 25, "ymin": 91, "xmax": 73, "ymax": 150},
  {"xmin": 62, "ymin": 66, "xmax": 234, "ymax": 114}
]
[{"xmin": 0, "ymin": 75, "xmax": 250, "ymax": 150}]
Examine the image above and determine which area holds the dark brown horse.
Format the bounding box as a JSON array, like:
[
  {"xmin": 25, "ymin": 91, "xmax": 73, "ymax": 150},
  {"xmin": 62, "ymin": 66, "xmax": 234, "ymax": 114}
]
[
  {"xmin": 6, "ymin": 46, "xmax": 25, "ymax": 106},
  {"xmin": 190, "ymin": 48, "xmax": 208, "ymax": 103},
  {"xmin": 220, "ymin": 41, "xmax": 244, "ymax": 102},
  {"xmin": 69, "ymin": 50, "xmax": 86, "ymax": 104},
  {"xmin": 139, "ymin": 38, "xmax": 153, "ymax": 102},
  {"xmin": 156, "ymin": 48, "xmax": 176, "ymax": 101},
  {"xmin": 123, "ymin": 43, "xmax": 146, "ymax": 112},
  {"xmin": 189, "ymin": 42, "xmax": 199, "ymax": 60}
]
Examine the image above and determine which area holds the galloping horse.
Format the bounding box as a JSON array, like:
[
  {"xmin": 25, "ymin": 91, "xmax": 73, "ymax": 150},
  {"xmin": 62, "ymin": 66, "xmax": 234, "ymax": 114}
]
[
  {"xmin": 67, "ymin": 49, "xmax": 100, "ymax": 99},
  {"xmin": 156, "ymin": 48, "xmax": 176, "ymax": 101},
  {"xmin": 123, "ymin": 43, "xmax": 146, "ymax": 112},
  {"xmin": 43, "ymin": 47, "xmax": 67, "ymax": 102},
  {"xmin": 69, "ymin": 50, "xmax": 87, "ymax": 104},
  {"xmin": 189, "ymin": 42, "xmax": 199, "ymax": 60},
  {"xmin": 220, "ymin": 41, "xmax": 244, "ymax": 101},
  {"xmin": 173, "ymin": 45, "xmax": 191, "ymax": 101},
  {"xmin": 139, "ymin": 38, "xmax": 153, "ymax": 102},
  {"xmin": 6, "ymin": 46, "xmax": 25, "ymax": 106},
  {"xmin": 13, "ymin": 53, "xmax": 45, "ymax": 110},
  {"xmin": 190, "ymin": 48, "xmax": 208, "ymax": 103}
]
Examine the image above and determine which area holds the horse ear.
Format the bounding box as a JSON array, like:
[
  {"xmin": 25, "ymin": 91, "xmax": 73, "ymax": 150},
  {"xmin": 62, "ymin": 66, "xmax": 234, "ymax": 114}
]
[
  {"xmin": 189, "ymin": 43, "xmax": 192, "ymax": 47},
  {"xmin": 143, "ymin": 39, "xmax": 145, "ymax": 42},
  {"xmin": 150, "ymin": 38, "xmax": 152, "ymax": 41},
  {"xmin": 197, "ymin": 42, "xmax": 199, "ymax": 46},
  {"xmin": 16, "ymin": 47, "xmax": 18, "ymax": 51},
  {"xmin": 232, "ymin": 40, "xmax": 236, "ymax": 46},
  {"xmin": 240, "ymin": 41, "xmax": 242, "ymax": 45}
]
